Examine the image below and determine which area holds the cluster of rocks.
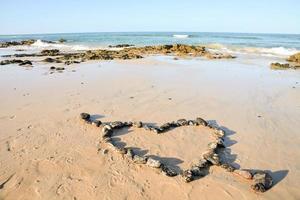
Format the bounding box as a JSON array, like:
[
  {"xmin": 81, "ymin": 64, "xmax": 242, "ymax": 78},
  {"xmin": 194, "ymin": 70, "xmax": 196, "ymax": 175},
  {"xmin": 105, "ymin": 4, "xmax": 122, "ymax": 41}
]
[
  {"xmin": 270, "ymin": 52, "xmax": 300, "ymax": 70},
  {"xmin": 108, "ymin": 44, "xmax": 134, "ymax": 48},
  {"xmin": 1, "ymin": 43, "xmax": 236, "ymax": 66},
  {"xmin": 0, "ymin": 39, "xmax": 57, "ymax": 48},
  {"xmin": 0, "ymin": 59, "xmax": 32, "ymax": 66},
  {"xmin": 0, "ymin": 39, "xmax": 36, "ymax": 48},
  {"xmin": 79, "ymin": 112, "xmax": 273, "ymax": 192}
]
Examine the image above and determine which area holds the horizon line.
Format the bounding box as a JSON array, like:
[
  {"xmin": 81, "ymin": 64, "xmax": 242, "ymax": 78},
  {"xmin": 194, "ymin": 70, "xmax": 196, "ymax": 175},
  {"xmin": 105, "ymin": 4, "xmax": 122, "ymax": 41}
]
[{"xmin": 0, "ymin": 31, "xmax": 300, "ymax": 37}]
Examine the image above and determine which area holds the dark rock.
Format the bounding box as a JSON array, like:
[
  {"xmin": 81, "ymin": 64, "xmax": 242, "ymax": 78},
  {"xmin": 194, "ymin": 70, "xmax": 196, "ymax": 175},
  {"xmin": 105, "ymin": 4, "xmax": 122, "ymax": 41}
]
[
  {"xmin": 109, "ymin": 44, "xmax": 134, "ymax": 48},
  {"xmin": 0, "ymin": 39, "xmax": 36, "ymax": 48},
  {"xmin": 251, "ymin": 172, "xmax": 273, "ymax": 192},
  {"xmin": 55, "ymin": 67, "xmax": 65, "ymax": 71},
  {"xmin": 190, "ymin": 166, "xmax": 207, "ymax": 177},
  {"xmin": 177, "ymin": 119, "xmax": 188, "ymax": 126},
  {"xmin": 0, "ymin": 59, "xmax": 24, "ymax": 65},
  {"xmin": 50, "ymin": 66, "xmax": 56, "ymax": 70},
  {"xmin": 43, "ymin": 57, "xmax": 62, "ymax": 63},
  {"xmin": 80, "ymin": 113, "xmax": 90, "ymax": 120},
  {"xmin": 160, "ymin": 164, "xmax": 178, "ymax": 177},
  {"xmin": 41, "ymin": 49, "xmax": 60, "ymax": 56},
  {"xmin": 195, "ymin": 117, "xmax": 208, "ymax": 126},
  {"xmin": 133, "ymin": 155, "xmax": 147, "ymax": 164},
  {"xmin": 126, "ymin": 148, "xmax": 134, "ymax": 159},
  {"xmin": 59, "ymin": 38, "xmax": 67, "ymax": 43},
  {"xmin": 110, "ymin": 121, "xmax": 124, "ymax": 129},
  {"xmin": 182, "ymin": 170, "xmax": 194, "ymax": 182},
  {"xmin": 92, "ymin": 120, "xmax": 102, "ymax": 127},
  {"xmin": 19, "ymin": 60, "xmax": 32, "ymax": 66},
  {"xmin": 220, "ymin": 163, "xmax": 236, "ymax": 172}
]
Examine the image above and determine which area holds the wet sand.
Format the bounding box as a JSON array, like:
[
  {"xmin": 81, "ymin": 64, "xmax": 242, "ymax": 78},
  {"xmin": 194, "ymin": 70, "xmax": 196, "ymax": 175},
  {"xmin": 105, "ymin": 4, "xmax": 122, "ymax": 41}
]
[{"xmin": 0, "ymin": 54, "xmax": 300, "ymax": 199}]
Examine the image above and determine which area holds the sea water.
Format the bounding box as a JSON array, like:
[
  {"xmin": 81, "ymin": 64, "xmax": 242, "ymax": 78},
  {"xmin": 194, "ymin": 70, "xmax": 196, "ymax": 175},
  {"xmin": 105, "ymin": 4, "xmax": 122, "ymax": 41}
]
[{"xmin": 0, "ymin": 32, "xmax": 299, "ymax": 57}]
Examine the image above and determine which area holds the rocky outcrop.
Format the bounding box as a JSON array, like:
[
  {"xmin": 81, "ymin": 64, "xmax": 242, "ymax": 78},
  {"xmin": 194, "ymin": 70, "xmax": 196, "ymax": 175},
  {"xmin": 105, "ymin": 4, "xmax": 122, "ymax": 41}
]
[
  {"xmin": 270, "ymin": 62, "xmax": 300, "ymax": 70},
  {"xmin": 0, "ymin": 59, "xmax": 32, "ymax": 66},
  {"xmin": 41, "ymin": 49, "xmax": 60, "ymax": 56},
  {"xmin": 109, "ymin": 44, "xmax": 134, "ymax": 48},
  {"xmin": 0, "ymin": 40, "xmax": 36, "ymax": 48},
  {"xmin": 287, "ymin": 52, "xmax": 300, "ymax": 63}
]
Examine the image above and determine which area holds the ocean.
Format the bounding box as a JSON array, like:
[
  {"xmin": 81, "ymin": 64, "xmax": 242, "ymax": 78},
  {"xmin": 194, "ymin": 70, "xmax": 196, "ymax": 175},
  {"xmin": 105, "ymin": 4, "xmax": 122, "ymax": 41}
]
[{"xmin": 0, "ymin": 32, "xmax": 299, "ymax": 57}]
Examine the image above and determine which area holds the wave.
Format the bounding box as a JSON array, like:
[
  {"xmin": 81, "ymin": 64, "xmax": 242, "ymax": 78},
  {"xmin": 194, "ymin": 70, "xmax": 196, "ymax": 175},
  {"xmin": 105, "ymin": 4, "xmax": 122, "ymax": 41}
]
[
  {"xmin": 205, "ymin": 43, "xmax": 299, "ymax": 57},
  {"xmin": 173, "ymin": 34, "xmax": 189, "ymax": 39}
]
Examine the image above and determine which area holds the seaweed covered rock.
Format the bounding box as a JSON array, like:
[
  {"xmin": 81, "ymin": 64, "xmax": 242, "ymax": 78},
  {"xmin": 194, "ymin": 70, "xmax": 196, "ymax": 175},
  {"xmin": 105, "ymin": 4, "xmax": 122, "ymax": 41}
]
[
  {"xmin": 251, "ymin": 171, "xmax": 273, "ymax": 192},
  {"xmin": 0, "ymin": 59, "xmax": 32, "ymax": 66},
  {"xmin": 270, "ymin": 62, "xmax": 300, "ymax": 70},
  {"xmin": 287, "ymin": 52, "xmax": 300, "ymax": 63},
  {"xmin": 0, "ymin": 39, "xmax": 36, "ymax": 48},
  {"xmin": 41, "ymin": 49, "xmax": 60, "ymax": 56},
  {"xmin": 109, "ymin": 44, "xmax": 134, "ymax": 48}
]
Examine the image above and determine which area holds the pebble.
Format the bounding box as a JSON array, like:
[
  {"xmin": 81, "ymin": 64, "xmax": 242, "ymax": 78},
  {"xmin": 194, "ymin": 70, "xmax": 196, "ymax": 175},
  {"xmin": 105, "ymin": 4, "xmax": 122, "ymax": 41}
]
[
  {"xmin": 220, "ymin": 163, "xmax": 236, "ymax": 172},
  {"xmin": 133, "ymin": 155, "xmax": 147, "ymax": 164},
  {"xmin": 80, "ymin": 113, "xmax": 90, "ymax": 121},
  {"xmin": 251, "ymin": 172, "xmax": 273, "ymax": 192},
  {"xmin": 234, "ymin": 169, "xmax": 253, "ymax": 180},
  {"xmin": 182, "ymin": 170, "xmax": 194, "ymax": 182},
  {"xmin": 126, "ymin": 149, "xmax": 134, "ymax": 159},
  {"xmin": 92, "ymin": 120, "xmax": 102, "ymax": 127},
  {"xmin": 146, "ymin": 158, "xmax": 161, "ymax": 168},
  {"xmin": 196, "ymin": 117, "xmax": 208, "ymax": 126},
  {"xmin": 160, "ymin": 164, "xmax": 178, "ymax": 177},
  {"xmin": 177, "ymin": 119, "xmax": 188, "ymax": 126},
  {"xmin": 133, "ymin": 121, "xmax": 143, "ymax": 128}
]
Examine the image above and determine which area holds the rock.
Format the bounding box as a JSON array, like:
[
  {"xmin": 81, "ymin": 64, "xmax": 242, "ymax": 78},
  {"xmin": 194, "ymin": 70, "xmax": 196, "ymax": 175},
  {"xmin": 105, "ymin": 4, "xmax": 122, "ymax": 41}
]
[
  {"xmin": 108, "ymin": 44, "xmax": 134, "ymax": 48},
  {"xmin": 208, "ymin": 142, "xmax": 218, "ymax": 150},
  {"xmin": 43, "ymin": 57, "xmax": 62, "ymax": 63},
  {"xmin": 55, "ymin": 67, "xmax": 65, "ymax": 71},
  {"xmin": 270, "ymin": 62, "xmax": 300, "ymax": 70},
  {"xmin": 124, "ymin": 121, "xmax": 133, "ymax": 127},
  {"xmin": 160, "ymin": 164, "xmax": 178, "ymax": 177},
  {"xmin": 65, "ymin": 60, "xmax": 81, "ymax": 65},
  {"xmin": 126, "ymin": 148, "xmax": 134, "ymax": 159},
  {"xmin": 59, "ymin": 38, "xmax": 67, "ymax": 43},
  {"xmin": 19, "ymin": 60, "xmax": 32, "ymax": 66},
  {"xmin": 80, "ymin": 113, "xmax": 90, "ymax": 121},
  {"xmin": 182, "ymin": 170, "xmax": 194, "ymax": 182},
  {"xmin": 202, "ymin": 150, "xmax": 220, "ymax": 165},
  {"xmin": 133, "ymin": 121, "xmax": 143, "ymax": 128},
  {"xmin": 188, "ymin": 120, "xmax": 197, "ymax": 126},
  {"xmin": 50, "ymin": 66, "xmax": 56, "ymax": 70},
  {"xmin": 150, "ymin": 127, "xmax": 161, "ymax": 134},
  {"xmin": 251, "ymin": 172, "xmax": 273, "ymax": 192},
  {"xmin": 190, "ymin": 166, "xmax": 207, "ymax": 177},
  {"xmin": 133, "ymin": 155, "xmax": 147, "ymax": 164},
  {"xmin": 177, "ymin": 119, "xmax": 188, "ymax": 126},
  {"xmin": 92, "ymin": 120, "xmax": 102, "ymax": 127},
  {"xmin": 160, "ymin": 123, "xmax": 171, "ymax": 131},
  {"xmin": 287, "ymin": 52, "xmax": 300, "ymax": 63},
  {"xmin": 220, "ymin": 163, "xmax": 236, "ymax": 172},
  {"xmin": 0, "ymin": 39, "xmax": 36, "ymax": 48},
  {"xmin": 41, "ymin": 49, "xmax": 60, "ymax": 56},
  {"xmin": 102, "ymin": 125, "xmax": 113, "ymax": 138},
  {"xmin": 110, "ymin": 121, "xmax": 124, "ymax": 129},
  {"xmin": 195, "ymin": 117, "xmax": 208, "ymax": 126},
  {"xmin": 234, "ymin": 169, "xmax": 253, "ymax": 180},
  {"xmin": 213, "ymin": 128, "xmax": 225, "ymax": 138},
  {"xmin": 196, "ymin": 159, "xmax": 210, "ymax": 168},
  {"xmin": 146, "ymin": 158, "xmax": 161, "ymax": 168},
  {"xmin": 114, "ymin": 146, "xmax": 128, "ymax": 155},
  {"xmin": 0, "ymin": 59, "xmax": 24, "ymax": 65}
]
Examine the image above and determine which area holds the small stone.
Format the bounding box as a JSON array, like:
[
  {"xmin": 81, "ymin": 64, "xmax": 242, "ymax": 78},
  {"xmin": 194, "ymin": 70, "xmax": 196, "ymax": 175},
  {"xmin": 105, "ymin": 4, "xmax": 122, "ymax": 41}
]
[
  {"xmin": 146, "ymin": 158, "xmax": 161, "ymax": 168},
  {"xmin": 251, "ymin": 172, "xmax": 273, "ymax": 192},
  {"xmin": 102, "ymin": 126, "xmax": 113, "ymax": 138},
  {"xmin": 126, "ymin": 149, "xmax": 134, "ymax": 159},
  {"xmin": 56, "ymin": 67, "xmax": 65, "ymax": 71},
  {"xmin": 80, "ymin": 113, "xmax": 90, "ymax": 121},
  {"xmin": 214, "ymin": 128, "xmax": 225, "ymax": 138},
  {"xmin": 190, "ymin": 166, "xmax": 207, "ymax": 177},
  {"xmin": 202, "ymin": 150, "xmax": 220, "ymax": 165},
  {"xmin": 182, "ymin": 170, "xmax": 194, "ymax": 182},
  {"xmin": 177, "ymin": 119, "xmax": 188, "ymax": 126},
  {"xmin": 195, "ymin": 117, "xmax": 208, "ymax": 126},
  {"xmin": 143, "ymin": 125, "xmax": 151, "ymax": 131},
  {"xmin": 133, "ymin": 121, "xmax": 143, "ymax": 128},
  {"xmin": 114, "ymin": 146, "xmax": 128, "ymax": 155},
  {"xmin": 50, "ymin": 66, "xmax": 56, "ymax": 70},
  {"xmin": 234, "ymin": 169, "xmax": 253, "ymax": 180},
  {"xmin": 160, "ymin": 164, "xmax": 178, "ymax": 177},
  {"xmin": 151, "ymin": 127, "xmax": 161, "ymax": 134},
  {"xmin": 124, "ymin": 121, "xmax": 133, "ymax": 127},
  {"xmin": 160, "ymin": 123, "xmax": 171, "ymax": 131},
  {"xmin": 221, "ymin": 163, "xmax": 236, "ymax": 172},
  {"xmin": 92, "ymin": 120, "xmax": 102, "ymax": 127},
  {"xmin": 133, "ymin": 155, "xmax": 147, "ymax": 164},
  {"xmin": 188, "ymin": 120, "xmax": 197, "ymax": 126},
  {"xmin": 110, "ymin": 121, "xmax": 124, "ymax": 129},
  {"xmin": 208, "ymin": 142, "xmax": 218, "ymax": 150},
  {"xmin": 196, "ymin": 159, "xmax": 210, "ymax": 168}
]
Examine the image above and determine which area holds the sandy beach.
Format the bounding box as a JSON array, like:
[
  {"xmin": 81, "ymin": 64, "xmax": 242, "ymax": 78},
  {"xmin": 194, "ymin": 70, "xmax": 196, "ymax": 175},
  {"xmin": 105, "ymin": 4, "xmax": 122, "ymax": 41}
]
[{"xmin": 0, "ymin": 49, "xmax": 299, "ymax": 199}]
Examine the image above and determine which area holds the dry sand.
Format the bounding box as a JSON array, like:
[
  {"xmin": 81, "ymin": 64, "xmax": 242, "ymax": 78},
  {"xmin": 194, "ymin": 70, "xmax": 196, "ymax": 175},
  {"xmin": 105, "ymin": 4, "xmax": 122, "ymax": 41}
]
[{"xmin": 0, "ymin": 54, "xmax": 300, "ymax": 199}]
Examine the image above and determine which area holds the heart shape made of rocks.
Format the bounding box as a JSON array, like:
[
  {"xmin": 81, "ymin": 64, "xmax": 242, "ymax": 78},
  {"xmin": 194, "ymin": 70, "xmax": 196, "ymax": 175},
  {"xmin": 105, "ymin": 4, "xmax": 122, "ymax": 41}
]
[{"xmin": 80, "ymin": 113, "xmax": 273, "ymax": 193}]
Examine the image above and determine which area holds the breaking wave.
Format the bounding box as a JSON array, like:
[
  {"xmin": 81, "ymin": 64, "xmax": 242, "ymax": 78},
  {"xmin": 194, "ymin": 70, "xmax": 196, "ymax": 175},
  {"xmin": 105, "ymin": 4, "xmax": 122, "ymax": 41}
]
[
  {"xmin": 173, "ymin": 34, "xmax": 189, "ymax": 39},
  {"xmin": 205, "ymin": 43, "xmax": 299, "ymax": 57}
]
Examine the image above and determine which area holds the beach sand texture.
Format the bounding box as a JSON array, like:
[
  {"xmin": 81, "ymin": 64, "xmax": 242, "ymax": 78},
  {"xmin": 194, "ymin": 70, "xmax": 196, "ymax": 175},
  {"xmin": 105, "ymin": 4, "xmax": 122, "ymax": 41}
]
[{"xmin": 0, "ymin": 54, "xmax": 300, "ymax": 200}]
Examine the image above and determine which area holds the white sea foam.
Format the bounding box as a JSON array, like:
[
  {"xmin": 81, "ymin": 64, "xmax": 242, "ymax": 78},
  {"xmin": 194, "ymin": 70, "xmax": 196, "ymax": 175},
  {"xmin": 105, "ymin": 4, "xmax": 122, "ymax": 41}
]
[
  {"xmin": 205, "ymin": 43, "xmax": 298, "ymax": 57},
  {"xmin": 173, "ymin": 34, "xmax": 189, "ymax": 39}
]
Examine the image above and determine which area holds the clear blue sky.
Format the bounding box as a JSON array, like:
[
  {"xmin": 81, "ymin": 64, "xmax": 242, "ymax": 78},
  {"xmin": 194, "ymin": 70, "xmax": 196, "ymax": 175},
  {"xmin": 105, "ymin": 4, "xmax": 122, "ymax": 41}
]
[{"xmin": 1, "ymin": 0, "xmax": 299, "ymax": 35}]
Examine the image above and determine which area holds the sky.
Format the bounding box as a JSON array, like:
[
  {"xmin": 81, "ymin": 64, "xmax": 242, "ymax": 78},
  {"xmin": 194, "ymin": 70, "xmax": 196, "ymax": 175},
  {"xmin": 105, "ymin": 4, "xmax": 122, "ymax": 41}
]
[{"xmin": 0, "ymin": 0, "xmax": 300, "ymax": 35}]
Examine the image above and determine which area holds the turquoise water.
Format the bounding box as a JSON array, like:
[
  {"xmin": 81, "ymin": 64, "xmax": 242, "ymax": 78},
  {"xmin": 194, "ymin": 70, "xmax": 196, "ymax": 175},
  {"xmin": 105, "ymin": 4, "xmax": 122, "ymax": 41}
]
[{"xmin": 0, "ymin": 32, "xmax": 299, "ymax": 56}]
